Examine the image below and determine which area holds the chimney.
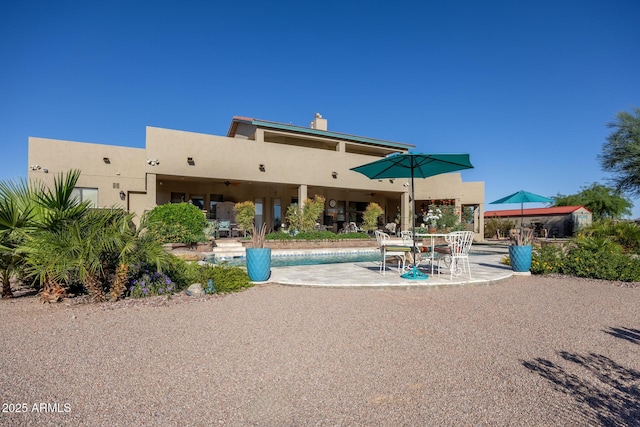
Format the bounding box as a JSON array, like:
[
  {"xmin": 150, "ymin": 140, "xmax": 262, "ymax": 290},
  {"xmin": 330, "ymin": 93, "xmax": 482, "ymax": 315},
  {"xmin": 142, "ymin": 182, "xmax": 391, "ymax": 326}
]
[{"xmin": 310, "ymin": 113, "xmax": 327, "ymax": 131}]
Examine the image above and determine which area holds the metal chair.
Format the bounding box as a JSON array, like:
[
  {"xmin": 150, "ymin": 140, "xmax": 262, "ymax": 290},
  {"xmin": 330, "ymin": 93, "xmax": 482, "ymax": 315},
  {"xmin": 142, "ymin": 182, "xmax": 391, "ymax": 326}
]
[
  {"xmin": 374, "ymin": 230, "xmax": 410, "ymax": 275},
  {"xmin": 436, "ymin": 231, "xmax": 474, "ymax": 279},
  {"xmin": 217, "ymin": 220, "xmax": 231, "ymax": 238}
]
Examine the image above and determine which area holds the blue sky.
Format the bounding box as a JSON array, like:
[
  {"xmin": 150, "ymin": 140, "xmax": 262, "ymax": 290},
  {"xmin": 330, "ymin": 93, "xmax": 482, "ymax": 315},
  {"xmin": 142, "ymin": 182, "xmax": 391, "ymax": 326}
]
[{"xmin": 2, "ymin": 1, "xmax": 639, "ymax": 216}]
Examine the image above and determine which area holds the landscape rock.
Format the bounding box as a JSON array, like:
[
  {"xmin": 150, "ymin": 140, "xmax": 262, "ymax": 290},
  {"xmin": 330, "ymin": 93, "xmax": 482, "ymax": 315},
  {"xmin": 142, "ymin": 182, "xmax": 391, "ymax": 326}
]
[{"xmin": 185, "ymin": 283, "xmax": 205, "ymax": 296}]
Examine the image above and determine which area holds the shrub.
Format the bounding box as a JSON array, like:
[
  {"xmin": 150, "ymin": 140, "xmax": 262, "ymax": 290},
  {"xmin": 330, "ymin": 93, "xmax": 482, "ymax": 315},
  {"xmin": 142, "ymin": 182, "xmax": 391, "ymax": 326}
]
[
  {"xmin": 560, "ymin": 247, "xmax": 640, "ymax": 281},
  {"xmin": 285, "ymin": 195, "xmax": 326, "ymax": 233},
  {"xmin": 485, "ymin": 215, "xmax": 515, "ymax": 239},
  {"xmin": 163, "ymin": 255, "xmax": 191, "ymax": 290},
  {"xmin": 578, "ymin": 219, "xmax": 640, "ymax": 254},
  {"xmin": 362, "ymin": 202, "xmax": 383, "ymax": 232},
  {"xmin": 188, "ymin": 263, "xmax": 253, "ymax": 293},
  {"xmin": 234, "ymin": 201, "xmax": 255, "ymax": 233},
  {"xmin": 438, "ymin": 204, "xmax": 460, "ymax": 230},
  {"xmin": 531, "ymin": 245, "xmax": 563, "ymax": 275},
  {"xmin": 143, "ymin": 203, "xmax": 207, "ymax": 244},
  {"xmin": 127, "ymin": 263, "xmax": 176, "ymax": 298},
  {"xmin": 264, "ymin": 231, "xmax": 370, "ymax": 241}
]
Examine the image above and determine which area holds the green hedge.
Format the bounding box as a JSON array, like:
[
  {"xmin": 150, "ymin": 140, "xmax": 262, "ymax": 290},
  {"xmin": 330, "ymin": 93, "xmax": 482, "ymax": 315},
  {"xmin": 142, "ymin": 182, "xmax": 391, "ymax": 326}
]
[
  {"xmin": 531, "ymin": 242, "xmax": 640, "ymax": 281},
  {"xmin": 265, "ymin": 231, "xmax": 370, "ymax": 241},
  {"xmin": 144, "ymin": 203, "xmax": 207, "ymax": 244}
]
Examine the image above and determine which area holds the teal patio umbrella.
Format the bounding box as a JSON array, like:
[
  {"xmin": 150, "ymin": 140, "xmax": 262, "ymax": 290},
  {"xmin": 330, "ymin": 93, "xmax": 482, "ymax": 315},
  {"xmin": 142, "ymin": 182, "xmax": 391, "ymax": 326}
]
[
  {"xmin": 351, "ymin": 153, "xmax": 474, "ymax": 280},
  {"xmin": 490, "ymin": 190, "xmax": 554, "ymax": 227}
]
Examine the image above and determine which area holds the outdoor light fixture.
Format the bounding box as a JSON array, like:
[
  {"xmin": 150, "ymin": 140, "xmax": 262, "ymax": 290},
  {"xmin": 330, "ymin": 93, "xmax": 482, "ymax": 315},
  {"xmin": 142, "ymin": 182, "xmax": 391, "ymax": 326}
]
[
  {"xmin": 389, "ymin": 179, "xmax": 394, "ymax": 184},
  {"xmin": 259, "ymin": 164, "xmax": 265, "ymax": 172},
  {"xmin": 146, "ymin": 159, "xmax": 160, "ymax": 166},
  {"xmin": 43, "ymin": 169, "xmax": 48, "ymax": 173},
  {"xmin": 103, "ymin": 157, "xmax": 111, "ymax": 164},
  {"xmin": 224, "ymin": 180, "xmax": 231, "ymax": 186},
  {"xmin": 332, "ymin": 171, "xmax": 338, "ymax": 179},
  {"xmin": 119, "ymin": 191, "xmax": 126, "ymax": 200},
  {"xmin": 29, "ymin": 165, "xmax": 41, "ymax": 171},
  {"xmin": 187, "ymin": 157, "xmax": 195, "ymax": 165}
]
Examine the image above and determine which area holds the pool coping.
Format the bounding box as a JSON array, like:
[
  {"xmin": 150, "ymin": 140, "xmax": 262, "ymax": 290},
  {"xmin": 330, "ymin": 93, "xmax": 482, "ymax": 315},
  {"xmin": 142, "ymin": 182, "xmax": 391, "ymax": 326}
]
[{"xmin": 258, "ymin": 246, "xmax": 514, "ymax": 288}]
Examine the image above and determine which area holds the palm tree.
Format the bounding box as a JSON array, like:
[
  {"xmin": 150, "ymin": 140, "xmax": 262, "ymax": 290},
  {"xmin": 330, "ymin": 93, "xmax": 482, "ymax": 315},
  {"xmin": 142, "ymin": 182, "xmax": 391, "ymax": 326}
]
[
  {"xmin": 23, "ymin": 212, "xmax": 107, "ymax": 301},
  {"xmin": 0, "ymin": 178, "xmax": 37, "ymax": 298},
  {"xmin": 5, "ymin": 169, "xmax": 174, "ymax": 302},
  {"xmin": 98, "ymin": 209, "xmax": 173, "ymax": 301}
]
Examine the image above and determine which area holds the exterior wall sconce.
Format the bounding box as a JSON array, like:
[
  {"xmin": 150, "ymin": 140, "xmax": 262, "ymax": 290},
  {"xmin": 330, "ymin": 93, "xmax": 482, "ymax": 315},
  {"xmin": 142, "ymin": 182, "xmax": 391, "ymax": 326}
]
[
  {"xmin": 389, "ymin": 179, "xmax": 394, "ymax": 184},
  {"xmin": 29, "ymin": 165, "xmax": 41, "ymax": 171},
  {"xmin": 146, "ymin": 159, "xmax": 160, "ymax": 166},
  {"xmin": 43, "ymin": 169, "xmax": 48, "ymax": 173},
  {"xmin": 103, "ymin": 157, "xmax": 111, "ymax": 164},
  {"xmin": 187, "ymin": 157, "xmax": 195, "ymax": 165},
  {"xmin": 119, "ymin": 191, "xmax": 126, "ymax": 200},
  {"xmin": 259, "ymin": 164, "xmax": 265, "ymax": 172},
  {"xmin": 332, "ymin": 171, "xmax": 338, "ymax": 179},
  {"xmin": 224, "ymin": 180, "xmax": 231, "ymax": 186}
]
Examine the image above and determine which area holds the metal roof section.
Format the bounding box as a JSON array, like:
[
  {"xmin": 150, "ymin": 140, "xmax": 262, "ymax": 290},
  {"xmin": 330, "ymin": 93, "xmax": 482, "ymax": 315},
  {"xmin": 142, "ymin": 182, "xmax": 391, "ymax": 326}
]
[{"xmin": 228, "ymin": 115, "xmax": 414, "ymax": 150}]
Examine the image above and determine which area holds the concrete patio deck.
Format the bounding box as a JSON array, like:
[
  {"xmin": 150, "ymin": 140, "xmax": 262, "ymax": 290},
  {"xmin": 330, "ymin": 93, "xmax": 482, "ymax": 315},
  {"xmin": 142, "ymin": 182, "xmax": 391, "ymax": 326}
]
[{"xmin": 263, "ymin": 245, "xmax": 514, "ymax": 288}]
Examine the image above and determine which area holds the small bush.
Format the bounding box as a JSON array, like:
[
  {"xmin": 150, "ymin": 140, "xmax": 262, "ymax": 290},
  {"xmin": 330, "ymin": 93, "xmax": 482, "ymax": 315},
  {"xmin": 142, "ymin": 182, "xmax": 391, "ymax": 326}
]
[
  {"xmin": 578, "ymin": 219, "xmax": 640, "ymax": 254},
  {"xmin": 485, "ymin": 216, "xmax": 515, "ymax": 239},
  {"xmin": 285, "ymin": 195, "xmax": 326, "ymax": 233},
  {"xmin": 234, "ymin": 201, "xmax": 255, "ymax": 234},
  {"xmin": 127, "ymin": 263, "xmax": 175, "ymax": 298},
  {"xmin": 560, "ymin": 247, "xmax": 640, "ymax": 281},
  {"xmin": 188, "ymin": 263, "xmax": 253, "ymax": 293},
  {"xmin": 143, "ymin": 203, "xmax": 207, "ymax": 244},
  {"xmin": 362, "ymin": 202, "xmax": 383, "ymax": 232},
  {"xmin": 163, "ymin": 255, "xmax": 191, "ymax": 290},
  {"xmin": 265, "ymin": 231, "xmax": 294, "ymax": 240},
  {"xmin": 264, "ymin": 231, "xmax": 370, "ymax": 241},
  {"xmin": 531, "ymin": 245, "xmax": 563, "ymax": 275}
]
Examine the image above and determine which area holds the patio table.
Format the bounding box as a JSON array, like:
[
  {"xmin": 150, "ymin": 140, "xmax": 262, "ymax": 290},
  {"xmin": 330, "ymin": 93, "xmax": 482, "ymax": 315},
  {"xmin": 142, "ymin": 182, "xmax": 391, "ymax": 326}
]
[{"xmin": 415, "ymin": 233, "xmax": 449, "ymax": 274}]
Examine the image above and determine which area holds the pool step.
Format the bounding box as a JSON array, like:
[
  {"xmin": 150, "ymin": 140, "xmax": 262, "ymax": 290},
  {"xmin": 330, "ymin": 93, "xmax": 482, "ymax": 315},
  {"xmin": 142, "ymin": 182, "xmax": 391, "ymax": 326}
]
[{"xmin": 212, "ymin": 240, "xmax": 246, "ymax": 259}]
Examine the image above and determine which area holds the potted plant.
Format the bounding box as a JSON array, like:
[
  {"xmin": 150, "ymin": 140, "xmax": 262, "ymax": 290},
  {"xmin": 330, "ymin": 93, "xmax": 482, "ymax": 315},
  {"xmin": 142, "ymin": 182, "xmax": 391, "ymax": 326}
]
[
  {"xmin": 509, "ymin": 228, "xmax": 533, "ymax": 274},
  {"xmin": 235, "ymin": 202, "xmax": 271, "ymax": 281},
  {"xmin": 423, "ymin": 205, "xmax": 442, "ymax": 234}
]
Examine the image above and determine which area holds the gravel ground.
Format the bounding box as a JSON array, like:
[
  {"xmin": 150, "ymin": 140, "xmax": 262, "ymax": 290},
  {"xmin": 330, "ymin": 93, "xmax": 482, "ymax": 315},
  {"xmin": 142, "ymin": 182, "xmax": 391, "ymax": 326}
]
[{"xmin": 1, "ymin": 276, "xmax": 639, "ymax": 427}]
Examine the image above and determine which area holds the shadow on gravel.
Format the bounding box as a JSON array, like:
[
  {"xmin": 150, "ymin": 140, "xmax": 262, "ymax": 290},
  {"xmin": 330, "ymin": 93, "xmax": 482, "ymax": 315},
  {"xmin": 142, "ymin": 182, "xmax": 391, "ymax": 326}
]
[
  {"xmin": 522, "ymin": 351, "xmax": 640, "ymax": 426},
  {"xmin": 604, "ymin": 327, "xmax": 640, "ymax": 345}
]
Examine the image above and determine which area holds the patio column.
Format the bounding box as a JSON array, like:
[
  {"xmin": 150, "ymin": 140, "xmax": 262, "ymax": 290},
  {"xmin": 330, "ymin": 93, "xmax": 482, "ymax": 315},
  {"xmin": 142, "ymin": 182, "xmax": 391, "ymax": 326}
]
[
  {"xmin": 401, "ymin": 191, "xmax": 410, "ymax": 232},
  {"xmin": 146, "ymin": 173, "xmax": 158, "ymax": 211},
  {"xmin": 298, "ymin": 184, "xmax": 307, "ymax": 208},
  {"xmin": 476, "ymin": 203, "xmax": 485, "ymax": 239}
]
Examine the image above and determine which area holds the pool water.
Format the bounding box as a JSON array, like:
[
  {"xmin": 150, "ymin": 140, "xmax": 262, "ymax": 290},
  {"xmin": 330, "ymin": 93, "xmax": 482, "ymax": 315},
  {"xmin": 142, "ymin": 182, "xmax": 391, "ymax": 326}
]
[
  {"xmin": 208, "ymin": 251, "xmax": 381, "ymax": 267},
  {"xmin": 206, "ymin": 249, "xmax": 497, "ymax": 268}
]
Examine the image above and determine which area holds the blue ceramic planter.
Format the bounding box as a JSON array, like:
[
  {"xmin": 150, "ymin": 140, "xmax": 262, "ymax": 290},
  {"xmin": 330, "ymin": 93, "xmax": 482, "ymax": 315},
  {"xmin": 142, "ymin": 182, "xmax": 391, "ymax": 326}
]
[
  {"xmin": 246, "ymin": 248, "xmax": 271, "ymax": 281},
  {"xmin": 509, "ymin": 245, "xmax": 532, "ymax": 272}
]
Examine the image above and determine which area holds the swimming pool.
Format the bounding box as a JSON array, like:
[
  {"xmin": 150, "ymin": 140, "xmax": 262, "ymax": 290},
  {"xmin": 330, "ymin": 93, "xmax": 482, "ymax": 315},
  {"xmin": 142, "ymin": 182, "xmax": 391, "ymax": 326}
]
[
  {"xmin": 206, "ymin": 248, "xmax": 499, "ymax": 268},
  {"xmin": 207, "ymin": 251, "xmax": 381, "ymax": 267}
]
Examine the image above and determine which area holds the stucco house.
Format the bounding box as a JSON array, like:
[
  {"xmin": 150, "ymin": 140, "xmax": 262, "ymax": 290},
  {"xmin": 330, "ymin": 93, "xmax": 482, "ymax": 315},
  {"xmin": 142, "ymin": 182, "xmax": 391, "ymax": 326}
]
[
  {"xmin": 27, "ymin": 113, "xmax": 485, "ymax": 238},
  {"xmin": 484, "ymin": 206, "xmax": 592, "ymax": 237}
]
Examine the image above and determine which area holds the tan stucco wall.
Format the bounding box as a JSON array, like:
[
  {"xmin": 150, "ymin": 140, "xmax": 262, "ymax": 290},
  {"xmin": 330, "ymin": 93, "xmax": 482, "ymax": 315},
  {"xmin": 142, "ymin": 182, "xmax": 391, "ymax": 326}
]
[
  {"xmin": 27, "ymin": 125, "xmax": 485, "ymax": 236},
  {"xmin": 28, "ymin": 137, "xmax": 147, "ymax": 212}
]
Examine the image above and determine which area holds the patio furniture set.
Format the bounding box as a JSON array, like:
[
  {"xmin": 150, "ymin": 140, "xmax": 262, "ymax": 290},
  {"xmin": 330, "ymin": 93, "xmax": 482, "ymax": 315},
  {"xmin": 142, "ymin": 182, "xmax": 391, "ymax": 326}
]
[{"xmin": 374, "ymin": 230, "xmax": 474, "ymax": 280}]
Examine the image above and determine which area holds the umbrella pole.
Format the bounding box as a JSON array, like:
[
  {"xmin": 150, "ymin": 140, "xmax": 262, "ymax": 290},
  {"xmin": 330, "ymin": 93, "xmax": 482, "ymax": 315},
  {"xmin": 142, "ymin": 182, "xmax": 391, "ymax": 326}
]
[{"xmin": 400, "ymin": 158, "xmax": 428, "ymax": 280}]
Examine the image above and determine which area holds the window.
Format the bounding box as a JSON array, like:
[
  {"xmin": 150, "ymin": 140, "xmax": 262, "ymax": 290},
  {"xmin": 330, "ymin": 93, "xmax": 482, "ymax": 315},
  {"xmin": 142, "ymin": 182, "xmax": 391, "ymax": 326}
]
[
  {"xmin": 170, "ymin": 192, "xmax": 185, "ymax": 203},
  {"xmin": 71, "ymin": 187, "xmax": 98, "ymax": 208}
]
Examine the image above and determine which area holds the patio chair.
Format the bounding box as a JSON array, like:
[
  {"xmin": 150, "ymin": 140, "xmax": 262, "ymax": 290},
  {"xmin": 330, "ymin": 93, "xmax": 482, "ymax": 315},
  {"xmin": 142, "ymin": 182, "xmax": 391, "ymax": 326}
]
[
  {"xmin": 374, "ymin": 230, "xmax": 410, "ymax": 275},
  {"xmin": 435, "ymin": 231, "xmax": 474, "ymax": 279},
  {"xmin": 384, "ymin": 222, "xmax": 397, "ymax": 235},
  {"xmin": 217, "ymin": 220, "xmax": 231, "ymax": 238},
  {"xmin": 400, "ymin": 230, "xmax": 413, "ymax": 243}
]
